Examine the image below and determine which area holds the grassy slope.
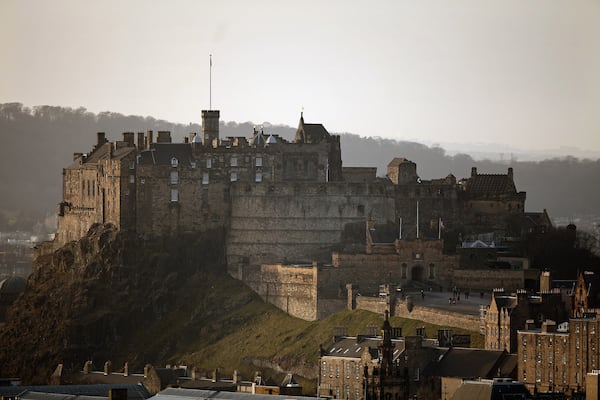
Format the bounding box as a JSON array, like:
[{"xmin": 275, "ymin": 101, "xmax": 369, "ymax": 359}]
[{"xmin": 159, "ymin": 272, "xmax": 484, "ymax": 389}]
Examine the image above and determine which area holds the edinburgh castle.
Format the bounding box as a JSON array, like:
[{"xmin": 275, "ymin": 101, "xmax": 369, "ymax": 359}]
[{"xmin": 49, "ymin": 109, "xmax": 552, "ymax": 320}]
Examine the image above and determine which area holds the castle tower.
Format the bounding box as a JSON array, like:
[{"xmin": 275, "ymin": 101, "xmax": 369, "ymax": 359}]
[
  {"xmin": 387, "ymin": 158, "xmax": 418, "ymax": 185},
  {"xmin": 201, "ymin": 110, "xmax": 220, "ymax": 146}
]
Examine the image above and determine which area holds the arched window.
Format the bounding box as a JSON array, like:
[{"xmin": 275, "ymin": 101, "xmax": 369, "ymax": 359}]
[{"xmin": 171, "ymin": 157, "xmax": 178, "ymax": 167}]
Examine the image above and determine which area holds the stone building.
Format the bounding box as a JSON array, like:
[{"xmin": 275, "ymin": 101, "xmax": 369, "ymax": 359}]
[
  {"xmin": 484, "ymin": 287, "xmax": 568, "ymax": 352},
  {"xmin": 516, "ymin": 272, "xmax": 600, "ymax": 396},
  {"xmin": 319, "ymin": 313, "xmax": 519, "ymax": 400},
  {"xmin": 55, "ymin": 111, "xmax": 343, "ymax": 246},
  {"xmin": 50, "ymin": 107, "xmax": 551, "ymax": 320}
]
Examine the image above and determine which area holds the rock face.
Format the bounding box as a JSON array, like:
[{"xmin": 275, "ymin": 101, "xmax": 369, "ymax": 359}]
[{"xmin": 0, "ymin": 223, "xmax": 228, "ymax": 383}]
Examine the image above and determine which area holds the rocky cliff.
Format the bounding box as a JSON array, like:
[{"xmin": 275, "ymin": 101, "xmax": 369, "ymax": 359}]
[{"xmin": 0, "ymin": 223, "xmax": 243, "ymax": 383}]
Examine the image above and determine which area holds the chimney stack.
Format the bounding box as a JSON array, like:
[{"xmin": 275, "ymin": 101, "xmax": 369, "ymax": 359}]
[
  {"xmin": 137, "ymin": 132, "xmax": 145, "ymax": 151},
  {"xmin": 471, "ymin": 167, "xmax": 477, "ymax": 177},
  {"xmin": 157, "ymin": 131, "xmax": 172, "ymax": 143},
  {"xmin": 97, "ymin": 132, "xmax": 107, "ymax": 147},
  {"xmin": 123, "ymin": 132, "xmax": 135, "ymax": 147},
  {"xmin": 508, "ymin": 167, "xmax": 513, "ymax": 180},
  {"xmin": 147, "ymin": 130, "xmax": 154, "ymax": 148},
  {"xmin": 104, "ymin": 361, "xmax": 112, "ymax": 376},
  {"xmin": 123, "ymin": 362, "xmax": 129, "ymax": 377}
]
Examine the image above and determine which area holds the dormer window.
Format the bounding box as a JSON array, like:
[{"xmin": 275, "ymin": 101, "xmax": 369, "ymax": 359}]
[{"xmin": 171, "ymin": 157, "xmax": 178, "ymax": 167}]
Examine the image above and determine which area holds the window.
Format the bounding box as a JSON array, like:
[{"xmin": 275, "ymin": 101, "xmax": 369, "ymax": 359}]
[
  {"xmin": 230, "ymin": 172, "xmax": 238, "ymax": 182},
  {"xmin": 255, "ymin": 172, "xmax": 262, "ymax": 182},
  {"xmin": 170, "ymin": 170, "xmax": 178, "ymax": 184},
  {"xmin": 230, "ymin": 157, "xmax": 238, "ymax": 167},
  {"xmin": 203, "ymin": 172, "xmax": 209, "ymax": 185},
  {"xmin": 322, "ymin": 362, "xmax": 327, "ymax": 377},
  {"xmin": 523, "ymin": 351, "xmax": 527, "ymax": 362},
  {"xmin": 129, "ymin": 161, "xmax": 135, "ymax": 169},
  {"xmin": 206, "ymin": 158, "xmax": 212, "ymax": 168},
  {"xmin": 428, "ymin": 263, "xmax": 435, "ymax": 279},
  {"xmin": 129, "ymin": 175, "xmax": 135, "ymax": 184},
  {"xmin": 170, "ymin": 188, "xmax": 178, "ymax": 202},
  {"xmin": 171, "ymin": 157, "xmax": 178, "ymax": 167},
  {"xmin": 256, "ymin": 157, "xmax": 263, "ymax": 167},
  {"xmin": 522, "ymin": 337, "xmax": 527, "ymax": 346}
]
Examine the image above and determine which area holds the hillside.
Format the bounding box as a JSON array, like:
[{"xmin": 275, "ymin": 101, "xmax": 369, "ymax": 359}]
[
  {"xmin": 1, "ymin": 103, "xmax": 599, "ymax": 231},
  {"xmin": 0, "ymin": 224, "xmax": 482, "ymax": 388}
]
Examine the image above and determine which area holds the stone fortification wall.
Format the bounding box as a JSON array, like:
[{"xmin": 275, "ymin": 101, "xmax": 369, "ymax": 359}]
[
  {"xmin": 451, "ymin": 269, "xmax": 530, "ymax": 292},
  {"xmin": 243, "ymin": 263, "xmax": 318, "ymax": 321},
  {"xmin": 228, "ymin": 181, "xmax": 396, "ymax": 277},
  {"xmin": 355, "ymin": 295, "xmax": 480, "ymax": 332}
]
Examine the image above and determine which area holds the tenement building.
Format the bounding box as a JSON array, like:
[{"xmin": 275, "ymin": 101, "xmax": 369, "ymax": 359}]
[
  {"xmin": 516, "ymin": 272, "xmax": 600, "ymax": 396},
  {"xmin": 51, "ymin": 108, "xmax": 548, "ymax": 320}
]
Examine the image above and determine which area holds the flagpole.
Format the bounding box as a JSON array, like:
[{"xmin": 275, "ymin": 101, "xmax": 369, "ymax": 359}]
[
  {"xmin": 438, "ymin": 217, "xmax": 441, "ymax": 240},
  {"xmin": 416, "ymin": 201, "xmax": 419, "ymax": 239},
  {"xmin": 209, "ymin": 54, "xmax": 212, "ymax": 110},
  {"xmin": 399, "ymin": 217, "xmax": 402, "ymax": 240}
]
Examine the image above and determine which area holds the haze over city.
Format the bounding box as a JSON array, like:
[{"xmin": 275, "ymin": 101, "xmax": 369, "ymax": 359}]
[{"xmin": 2, "ymin": 0, "xmax": 600, "ymax": 159}]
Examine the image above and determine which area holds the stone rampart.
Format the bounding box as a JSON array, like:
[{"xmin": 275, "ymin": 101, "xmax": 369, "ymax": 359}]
[
  {"xmin": 243, "ymin": 263, "xmax": 319, "ymax": 321},
  {"xmin": 355, "ymin": 295, "xmax": 480, "ymax": 332},
  {"xmin": 451, "ymin": 269, "xmax": 528, "ymax": 291}
]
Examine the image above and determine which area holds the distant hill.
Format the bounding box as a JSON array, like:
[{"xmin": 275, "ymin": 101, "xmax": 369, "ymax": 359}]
[{"xmin": 1, "ymin": 103, "xmax": 598, "ymax": 230}]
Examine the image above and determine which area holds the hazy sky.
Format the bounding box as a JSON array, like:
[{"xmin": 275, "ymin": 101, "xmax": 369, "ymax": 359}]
[{"xmin": 2, "ymin": 0, "xmax": 599, "ymax": 156}]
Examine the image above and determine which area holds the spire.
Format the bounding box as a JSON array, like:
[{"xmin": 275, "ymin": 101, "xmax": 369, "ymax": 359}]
[{"xmin": 295, "ymin": 110, "xmax": 306, "ymax": 143}]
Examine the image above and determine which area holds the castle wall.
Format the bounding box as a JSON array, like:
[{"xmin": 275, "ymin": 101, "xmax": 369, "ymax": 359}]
[
  {"xmin": 394, "ymin": 185, "xmax": 460, "ymax": 241},
  {"xmin": 354, "ymin": 295, "xmax": 480, "ymax": 331},
  {"xmin": 451, "ymin": 269, "xmax": 528, "ymax": 292},
  {"xmin": 135, "ymin": 162, "xmax": 231, "ymax": 236},
  {"xmin": 228, "ymin": 182, "xmax": 396, "ymax": 277},
  {"xmin": 243, "ymin": 263, "xmax": 318, "ymax": 321}
]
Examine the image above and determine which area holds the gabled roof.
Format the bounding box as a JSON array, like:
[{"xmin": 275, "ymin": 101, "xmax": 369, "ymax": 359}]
[
  {"xmin": 428, "ymin": 348, "xmax": 508, "ymax": 379},
  {"xmin": 294, "ymin": 113, "xmax": 330, "ymax": 144},
  {"xmin": 466, "ymin": 173, "xmax": 516, "ymax": 195}
]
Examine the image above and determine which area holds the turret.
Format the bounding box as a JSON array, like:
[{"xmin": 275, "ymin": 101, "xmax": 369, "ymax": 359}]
[{"xmin": 202, "ymin": 110, "xmax": 220, "ymax": 146}]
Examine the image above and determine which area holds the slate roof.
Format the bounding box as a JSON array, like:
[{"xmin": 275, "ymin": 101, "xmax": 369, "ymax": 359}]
[
  {"xmin": 150, "ymin": 388, "xmax": 319, "ymax": 400},
  {"xmin": 493, "ymin": 295, "xmax": 518, "ymax": 310},
  {"xmin": 427, "ymin": 348, "xmax": 510, "ymax": 379},
  {"xmin": 466, "ymin": 173, "xmax": 516, "ymax": 195},
  {"xmin": 17, "ymin": 391, "xmax": 106, "ymax": 400},
  {"xmin": 450, "ymin": 380, "xmax": 530, "ymax": 400},
  {"xmin": 323, "ymin": 337, "xmax": 405, "ymax": 360},
  {"xmin": 138, "ymin": 144, "xmax": 195, "ymax": 166},
  {"xmin": 294, "ymin": 114, "xmax": 330, "ymax": 144},
  {"xmin": 0, "ymin": 384, "xmax": 150, "ymax": 400}
]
